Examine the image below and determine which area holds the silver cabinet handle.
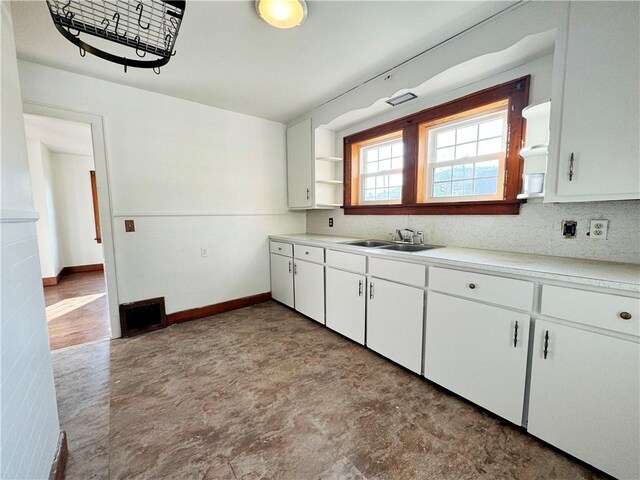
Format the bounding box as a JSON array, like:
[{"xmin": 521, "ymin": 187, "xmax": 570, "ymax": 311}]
[
  {"xmin": 569, "ymin": 153, "xmax": 574, "ymax": 181},
  {"xmin": 620, "ymin": 311, "xmax": 632, "ymax": 320},
  {"xmin": 278, "ymin": 247, "xmax": 282, "ymax": 251},
  {"xmin": 543, "ymin": 330, "xmax": 550, "ymax": 359},
  {"xmin": 369, "ymin": 282, "xmax": 374, "ymax": 300},
  {"xmin": 293, "ymin": 263, "xmax": 297, "ymax": 275},
  {"xmin": 358, "ymin": 280, "xmax": 363, "ymax": 297},
  {"xmin": 305, "ymin": 251, "xmax": 309, "ymax": 255},
  {"xmin": 468, "ymin": 283, "xmax": 476, "ymax": 290},
  {"xmin": 513, "ymin": 321, "xmax": 519, "ymax": 348},
  {"xmin": 306, "ymin": 188, "xmax": 310, "ymax": 200},
  {"xmin": 288, "ymin": 261, "xmax": 291, "ymax": 273}
]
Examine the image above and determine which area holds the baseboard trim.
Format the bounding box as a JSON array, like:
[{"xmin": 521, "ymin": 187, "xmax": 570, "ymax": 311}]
[
  {"xmin": 48, "ymin": 430, "xmax": 68, "ymax": 480},
  {"xmin": 166, "ymin": 292, "xmax": 272, "ymax": 325},
  {"xmin": 43, "ymin": 264, "xmax": 104, "ymax": 286}
]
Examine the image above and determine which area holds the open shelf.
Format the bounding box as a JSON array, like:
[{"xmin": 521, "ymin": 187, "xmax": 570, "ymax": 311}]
[
  {"xmin": 316, "ymin": 203, "xmax": 342, "ymax": 208},
  {"xmin": 316, "ymin": 156, "xmax": 343, "ymax": 162},
  {"xmin": 316, "ymin": 180, "xmax": 343, "ymax": 185}
]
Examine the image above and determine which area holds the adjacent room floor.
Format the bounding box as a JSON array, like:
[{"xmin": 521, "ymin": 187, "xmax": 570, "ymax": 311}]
[
  {"xmin": 45, "ymin": 270, "xmax": 110, "ymax": 350},
  {"xmin": 51, "ymin": 301, "xmax": 605, "ymax": 479}
]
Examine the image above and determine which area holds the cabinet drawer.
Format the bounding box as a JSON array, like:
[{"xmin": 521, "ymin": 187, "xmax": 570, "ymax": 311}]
[
  {"xmin": 270, "ymin": 241, "xmax": 292, "ymax": 257},
  {"xmin": 326, "ymin": 250, "xmax": 366, "ymax": 274},
  {"xmin": 369, "ymin": 257, "xmax": 425, "ymax": 287},
  {"xmin": 429, "ymin": 267, "xmax": 533, "ymax": 311},
  {"xmin": 541, "ymin": 285, "xmax": 639, "ymax": 337},
  {"xmin": 294, "ymin": 244, "xmax": 324, "ymax": 263}
]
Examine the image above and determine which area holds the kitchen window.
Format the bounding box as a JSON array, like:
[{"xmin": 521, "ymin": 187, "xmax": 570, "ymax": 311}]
[{"xmin": 343, "ymin": 76, "xmax": 529, "ymax": 215}]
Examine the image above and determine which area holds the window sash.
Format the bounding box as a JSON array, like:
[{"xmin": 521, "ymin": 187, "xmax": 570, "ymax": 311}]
[{"xmin": 358, "ymin": 135, "xmax": 403, "ymax": 204}]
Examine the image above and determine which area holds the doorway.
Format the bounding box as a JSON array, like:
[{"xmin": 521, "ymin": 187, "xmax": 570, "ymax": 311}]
[{"xmin": 23, "ymin": 109, "xmax": 119, "ymax": 349}]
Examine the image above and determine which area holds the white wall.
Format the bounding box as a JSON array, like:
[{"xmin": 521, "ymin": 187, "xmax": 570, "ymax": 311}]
[
  {"xmin": 50, "ymin": 153, "xmax": 103, "ymax": 268},
  {"xmin": 26, "ymin": 139, "xmax": 62, "ymax": 278},
  {"xmin": 17, "ymin": 61, "xmax": 306, "ymax": 319},
  {"xmin": 1, "ymin": 3, "xmax": 61, "ymax": 479}
]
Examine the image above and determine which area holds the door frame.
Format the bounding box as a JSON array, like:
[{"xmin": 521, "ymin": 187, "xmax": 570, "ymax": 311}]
[{"xmin": 23, "ymin": 102, "xmax": 122, "ymax": 338}]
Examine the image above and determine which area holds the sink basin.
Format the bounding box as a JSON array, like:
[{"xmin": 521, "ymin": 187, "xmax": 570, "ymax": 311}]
[
  {"xmin": 379, "ymin": 244, "xmax": 440, "ymax": 252},
  {"xmin": 341, "ymin": 239, "xmax": 394, "ymax": 247}
]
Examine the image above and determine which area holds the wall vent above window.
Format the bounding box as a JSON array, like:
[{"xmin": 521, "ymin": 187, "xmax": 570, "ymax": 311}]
[{"xmin": 386, "ymin": 92, "xmax": 417, "ymax": 107}]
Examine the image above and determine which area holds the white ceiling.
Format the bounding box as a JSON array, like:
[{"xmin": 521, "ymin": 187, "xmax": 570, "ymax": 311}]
[
  {"xmin": 24, "ymin": 114, "xmax": 94, "ymax": 156},
  {"xmin": 11, "ymin": 1, "xmax": 519, "ymax": 123}
]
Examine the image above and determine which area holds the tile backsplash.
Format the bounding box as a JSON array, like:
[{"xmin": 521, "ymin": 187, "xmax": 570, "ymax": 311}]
[{"xmin": 307, "ymin": 200, "xmax": 640, "ymax": 264}]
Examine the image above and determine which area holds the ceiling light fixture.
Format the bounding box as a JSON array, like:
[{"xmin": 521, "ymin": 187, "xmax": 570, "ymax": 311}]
[
  {"xmin": 386, "ymin": 92, "xmax": 418, "ymax": 107},
  {"xmin": 255, "ymin": 0, "xmax": 307, "ymax": 29}
]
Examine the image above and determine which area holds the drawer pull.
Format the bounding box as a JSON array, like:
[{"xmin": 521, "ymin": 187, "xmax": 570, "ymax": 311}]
[
  {"xmin": 358, "ymin": 280, "xmax": 363, "ymax": 297},
  {"xmin": 305, "ymin": 251, "xmax": 309, "ymax": 255},
  {"xmin": 513, "ymin": 321, "xmax": 519, "ymax": 348},
  {"xmin": 468, "ymin": 283, "xmax": 476, "ymax": 290},
  {"xmin": 620, "ymin": 311, "xmax": 632, "ymax": 320},
  {"xmin": 543, "ymin": 330, "xmax": 550, "ymax": 359},
  {"xmin": 278, "ymin": 247, "xmax": 282, "ymax": 251}
]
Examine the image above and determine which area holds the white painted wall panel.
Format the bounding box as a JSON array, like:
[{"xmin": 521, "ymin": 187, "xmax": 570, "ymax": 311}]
[{"xmin": 1, "ymin": 4, "xmax": 60, "ymax": 478}]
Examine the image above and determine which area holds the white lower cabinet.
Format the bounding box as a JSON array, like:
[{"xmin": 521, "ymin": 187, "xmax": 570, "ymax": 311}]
[
  {"xmin": 293, "ymin": 259, "xmax": 325, "ymax": 324},
  {"xmin": 367, "ymin": 278, "xmax": 424, "ymax": 374},
  {"xmin": 270, "ymin": 253, "xmax": 294, "ymax": 308},
  {"xmin": 424, "ymin": 292, "xmax": 530, "ymax": 425},
  {"xmin": 527, "ymin": 320, "xmax": 640, "ymax": 480},
  {"xmin": 325, "ymin": 268, "xmax": 366, "ymax": 344}
]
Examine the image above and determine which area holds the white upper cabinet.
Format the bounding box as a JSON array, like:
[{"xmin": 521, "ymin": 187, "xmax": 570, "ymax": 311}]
[
  {"xmin": 286, "ymin": 118, "xmax": 313, "ymax": 208},
  {"xmin": 546, "ymin": 2, "xmax": 640, "ymax": 202}
]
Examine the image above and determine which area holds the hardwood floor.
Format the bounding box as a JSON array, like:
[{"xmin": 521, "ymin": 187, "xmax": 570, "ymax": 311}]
[{"xmin": 45, "ymin": 270, "xmax": 110, "ymax": 350}]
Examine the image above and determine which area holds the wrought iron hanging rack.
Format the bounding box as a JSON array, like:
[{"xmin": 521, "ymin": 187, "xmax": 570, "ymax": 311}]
[{"xmin": 45, "ymin": 0, "xmax": 186, "ymax": 73}]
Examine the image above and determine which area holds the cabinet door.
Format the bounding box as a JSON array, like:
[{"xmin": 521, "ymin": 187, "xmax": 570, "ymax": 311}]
[
  {"xmin": 424, "ymin": 293, "xmax": 530, "ymax": 425},
  {"xmin": 286, "ymin": 118, "xmax": 313, "ymax": 208},
  {"xmin": 294, "ymin": 259, "xmax": 324, "ymax": 323},
  {"xmin": 326, "ymin": 268, "xmax": 365, "ymax": 344},
  {"xmin": 528, "ymin": 320, "xmax": 640, "ymax": 479},
  {"xmin": 548, "ymin": 2, "xmax": 639, "ymax": 201},
  {"xmin": 367, "ymin": 278, "xmax": 423, "ymax": 374},
  {"xmin": 270, "ymin": 253, "xmax": 293, "ymax": 308}
]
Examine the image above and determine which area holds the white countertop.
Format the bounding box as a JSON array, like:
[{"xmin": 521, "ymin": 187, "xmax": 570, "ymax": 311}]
[{"xmin": 269, "ymin": 233, "xmax": 640, "ymax": 293}]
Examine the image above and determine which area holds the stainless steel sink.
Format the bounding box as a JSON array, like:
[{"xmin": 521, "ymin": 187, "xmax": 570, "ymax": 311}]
[
  {"xmin": 379, "ymin": 244, "xmax": 440, "ymax": 252},
  {"xmin": 341, "ymin": 239, "xmax": 394, "ymax": 247}
]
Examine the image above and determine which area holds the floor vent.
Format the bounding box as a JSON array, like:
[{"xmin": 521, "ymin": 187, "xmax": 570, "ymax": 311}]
[{"xmin": 119, "ymin": 297, "xmax": 167, "ymax": 337}]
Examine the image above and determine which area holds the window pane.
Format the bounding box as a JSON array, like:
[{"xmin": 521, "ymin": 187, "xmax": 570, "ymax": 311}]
[
  {"xmin": 366, "ymin": 161, "xmax": 378, "ymax": 173},
  {"xmin": 364, "ymin": 189, "xmax": 375, "ymax": 201},
  {"xmin": 375, "ymin": 176, "xmax": 386, "ymax": 188},
  {"xmin": 389, "ymin": 187, "xmax": 401, "ymax": 199},
  {"xmin": 378, "ymin": 159, "xmax": 391, "ymax": 172},
  {"xmin": 475, "ymin": 159, "xmax": 499, "ymax": 178},
  {"xmin": 365, "ymin": 148, "xmax": 378, "ymax": 162},
  {"xmin": 365, "ymin": 177, "xmax": 375, "ymax": 189},
  {"xmin": 433, "ymin": 182, "xmax": 451, "ymax": 197},
  {"xmin": 436, "ymin": 146, "xmax": 455, "ymax": 162},
  {"xmin": 477, "ymin": 137, "xmax": 503, "ymax": 155},
  {"xmin": 474, "ymin": 177, "xmax": 498, "ymax": 195},
  {"xmin": 455, "ymin": 142, "xmax": 476, "ymax": 159},
  {"xmin": 392, "ymin": 142, "xmax": 403, "ymax": 157},
  {"xmin": 479, "ymin": 118, "xmax": 503, "ymax": 139},
  {"xmin": 389, "ymin": 173, "xmax": 402, "ymax": 187},
  {"xmin": 433, "ymin": 166, "xmax": 451, "ymax": 182},
  {"xmin": 391, "ymin": 157, "xmax": 403, "ymax": 169},
  {"xmin": 452, "ymin": 180, "xmax": 474, "ymax": 196},
  {"xmin": 456, "ymin": 124, "xmax": 478, "ymax": 144},
  {"xmin": 379, "ymin": 144, "xmax": 392, "ymax": 160},
  {"xmin": 437, "ymin": 130, "xmax": 455, "ymax": 148},
  {"xmin": 452, "ymin": 163, "xmax": 474, "ymax": 180},
  {"xmin": 375, "ymin": 189, "xmax": 389, "ymax": 200}
]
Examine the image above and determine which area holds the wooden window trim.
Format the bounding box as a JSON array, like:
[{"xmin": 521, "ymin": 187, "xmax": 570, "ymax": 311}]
[
  {"xmin": 343, "ymin": 76, "xmax": 529, "ymax": 215},
  {"xmin": 90, "ymin": 170, "xmax": 102, "ymax": 243}
]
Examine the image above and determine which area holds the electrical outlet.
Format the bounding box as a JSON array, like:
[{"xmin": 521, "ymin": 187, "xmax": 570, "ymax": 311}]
[
  {"xmin": 562, "ymin": 220, "xmax": 577, "ymax": 239},
  {"xmin": 329, "ymin": 217, "xmax": 334, "ymax": 227},
  {"xmin": 588, "ymin": 219, "xmax": 608, "ymax": 239},
  {"xmin": 124, "ymin": 219, "xmax": 135, "ymax": 232},
  {"xmin": 201, "ymin": 248, "xmax": 208, "ymax": 257}
]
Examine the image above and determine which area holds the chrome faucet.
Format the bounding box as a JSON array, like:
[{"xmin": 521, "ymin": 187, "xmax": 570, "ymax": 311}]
[{"xmin": 393, "ymin": 228, "xmax": 425, "ymax": 245}]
